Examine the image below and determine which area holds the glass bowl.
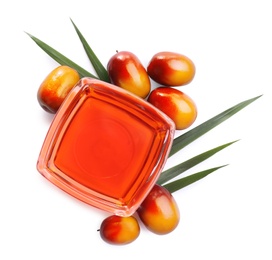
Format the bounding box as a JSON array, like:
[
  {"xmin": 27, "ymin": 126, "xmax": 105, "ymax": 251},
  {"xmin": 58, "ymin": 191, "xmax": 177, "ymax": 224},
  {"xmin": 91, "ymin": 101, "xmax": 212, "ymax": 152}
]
[{"xmin": 37, "ymin": 78, "xmax": 175, "ymax": 216}]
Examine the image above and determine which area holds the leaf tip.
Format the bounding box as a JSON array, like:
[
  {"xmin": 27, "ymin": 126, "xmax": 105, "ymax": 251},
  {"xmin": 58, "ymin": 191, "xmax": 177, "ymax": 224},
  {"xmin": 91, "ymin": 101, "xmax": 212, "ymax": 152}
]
[
  {"xmin": 24, "ymin": 31, "xmax": 31, "ymax": 37},
  {"xmin": 70, "ymin": 17, "xmax": 76, "ymax": 27}
]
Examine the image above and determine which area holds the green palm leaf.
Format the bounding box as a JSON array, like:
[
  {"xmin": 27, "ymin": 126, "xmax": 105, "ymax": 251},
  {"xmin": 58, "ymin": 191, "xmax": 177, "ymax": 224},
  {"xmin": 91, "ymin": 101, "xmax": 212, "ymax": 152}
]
[
  {"xmin": 25, "ymin": 32, "xmax": 98, "ymax": 79},
  {"xmin": 158, "ymin": 140, "xmax": 238, "ymax": 185},
  {"xmin": 70, "ymin": 19, "xmax": 110, "ymax": 83},
  {"xmin": 163, "ymin": 165, "xmax": 228, "ymax": 193}
]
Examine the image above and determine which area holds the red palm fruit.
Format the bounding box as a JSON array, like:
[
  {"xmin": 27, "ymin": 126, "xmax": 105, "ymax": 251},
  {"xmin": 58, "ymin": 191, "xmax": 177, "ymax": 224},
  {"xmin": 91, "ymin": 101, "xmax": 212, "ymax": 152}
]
[
  {"xmin": 147, "ymin": 87, "xmax": 197, "ymax": 130},
  {"xmin": 37, "ymin": 65, "xmax": 80, "ymax": 113},
  {"xmin": 137, "ymin": 184, "xmax": 180, "ymax": 235},
  {"xmin": 147, "ymin": 51, "xmax": 195, "ymax": 86},
  {"xmin": 107, "ymin": 51, "xmax": 151, "ymax": 98},
  {"xmin": 99, "ymin": 215, "xmax": 140, "ymax": 245}
]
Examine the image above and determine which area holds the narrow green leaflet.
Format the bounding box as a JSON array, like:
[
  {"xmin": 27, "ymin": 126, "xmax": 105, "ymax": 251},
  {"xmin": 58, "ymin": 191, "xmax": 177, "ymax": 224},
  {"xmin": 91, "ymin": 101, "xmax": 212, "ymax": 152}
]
[
  {"xmin": 25, "ymin": 32, "xmax": 98, "ymax": 79},
  {"xmin": 169, "ymin": 95, "xmax": 262, "ymax": 157},
  {"xmin": 163, "ymin": 165, "xmax": 228, "ymax": 193},
  {"xmin": 70, "ymin": 19, "xmax": 110, "ymax": 83},
  {"xmin": 157, "ymin": 140, "xmax": 238, "ymax": 185}
]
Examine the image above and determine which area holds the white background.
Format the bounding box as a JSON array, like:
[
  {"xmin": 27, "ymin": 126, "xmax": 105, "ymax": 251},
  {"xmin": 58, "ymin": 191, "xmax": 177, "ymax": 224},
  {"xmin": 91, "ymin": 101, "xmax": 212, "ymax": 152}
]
[{"xmin": 1, "ymin": 0, "xmax": 271, "ymax": 259}]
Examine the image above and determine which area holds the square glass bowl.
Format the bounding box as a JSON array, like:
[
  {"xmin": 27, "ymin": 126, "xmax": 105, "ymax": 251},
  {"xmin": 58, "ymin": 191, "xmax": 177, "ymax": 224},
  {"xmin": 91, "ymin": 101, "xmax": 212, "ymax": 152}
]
[{"xmin": 37, "ymin": 78, "xmax": 175, "ymax": 216}]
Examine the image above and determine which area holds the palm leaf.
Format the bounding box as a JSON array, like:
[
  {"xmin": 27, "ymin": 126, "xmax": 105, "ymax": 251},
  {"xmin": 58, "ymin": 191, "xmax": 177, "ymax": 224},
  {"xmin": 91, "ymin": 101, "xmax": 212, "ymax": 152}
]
[
  {"xmin": 163, "ymin": 165, "xmax": 228, "ymax": 193},
  {"xmin": 70, "ymin": 19, "xmax": 110, "ymax": 82},
  {"xmin": 25, "ymin": 32, "xmax": 98, "ymax": 79},
  {"xmin": 158, "ymin": 140, "xmax": 238, "ymax": 185}
]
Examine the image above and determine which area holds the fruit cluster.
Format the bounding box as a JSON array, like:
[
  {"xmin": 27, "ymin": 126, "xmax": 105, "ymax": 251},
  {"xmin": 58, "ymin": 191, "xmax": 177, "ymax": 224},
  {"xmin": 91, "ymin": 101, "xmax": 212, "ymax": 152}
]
[
  {"xmin": 100, "ymin": 185, "xmax": 179, "ymax": 245},
  {"xmin": 38, "ymin": 51, "xmax": 197, "ymax": 130}
]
